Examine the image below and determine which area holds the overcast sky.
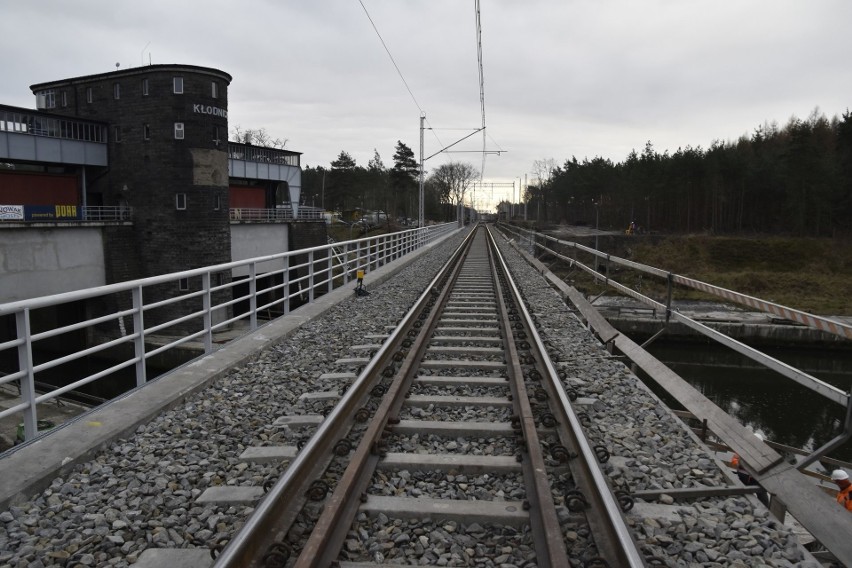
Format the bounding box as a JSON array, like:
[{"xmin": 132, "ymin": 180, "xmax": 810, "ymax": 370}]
[{"xmin": 3, "ymin": 1, "xmax": 851, "ymax": 209}]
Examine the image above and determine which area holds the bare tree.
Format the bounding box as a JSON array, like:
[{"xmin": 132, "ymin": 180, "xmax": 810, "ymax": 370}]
[
  {"xmin": 230, "ymin": 125, "xmax": 288, "ymax": 148},
  {"xmin": 431, "ymin": 162, "xmax": 478, "ymax": 205},
  {"xmin": 530, "ymin": 158, "xmax": 556, "ymax": 194}
]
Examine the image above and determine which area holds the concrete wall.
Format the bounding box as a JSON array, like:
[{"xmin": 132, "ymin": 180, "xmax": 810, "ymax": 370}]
[
  {"xmin": 230, "ymin": 224, "xmax": 289, "ymax": 277},
  {"xmin": 0, "ymin": 227, "xmax": 105, "ymax": 303}
]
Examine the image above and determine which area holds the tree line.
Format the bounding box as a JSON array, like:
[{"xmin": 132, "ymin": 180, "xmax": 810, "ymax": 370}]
[
  {"xmin": 300, "ymin": 141, "xmax": 478, "ymax": 223},
  {"xmin": 526, "ymin": 108, "xmax": 852, "ymax": 236}
]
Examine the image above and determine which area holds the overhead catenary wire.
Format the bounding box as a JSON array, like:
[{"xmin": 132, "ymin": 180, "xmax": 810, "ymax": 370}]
[
  {"xmin": 357, "ymin": 0, "xmax": 445, "ymax": 150},
  {"xmin": 358, "ymin": 0, "xmax": 499, "ymax": 212},
  {"xmin": 358, "ymin": 0, "xmax": 423, "ymax": 114},
  {"xmin": 475, "ymin": 0, "xmax": 487, "ymax": 185}
]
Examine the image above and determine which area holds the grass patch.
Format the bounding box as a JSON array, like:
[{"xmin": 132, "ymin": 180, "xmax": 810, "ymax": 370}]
[{"xmin": 552, "ymin": 235, "xmax": 852, "ymax": 316}]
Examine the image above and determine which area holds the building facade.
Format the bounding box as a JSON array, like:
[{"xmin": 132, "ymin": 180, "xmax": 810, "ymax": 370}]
[{"xmin": 30, "ymin": 64, "xmax": 234, "ymax": 284}]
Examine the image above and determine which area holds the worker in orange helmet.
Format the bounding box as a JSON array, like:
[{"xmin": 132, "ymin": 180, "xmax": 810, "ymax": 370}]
[{"xmin": 831, "ymin": 469, "xmax": 852, "ymax": 512}]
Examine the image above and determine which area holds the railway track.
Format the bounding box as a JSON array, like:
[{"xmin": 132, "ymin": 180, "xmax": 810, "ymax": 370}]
[
  {"xmin": 0, "ymin": 224, "xmax": 820, "ymax": 567},
  {"xmin": 216, "ymin": 225, "xmax": 644, "ymax": 567}
]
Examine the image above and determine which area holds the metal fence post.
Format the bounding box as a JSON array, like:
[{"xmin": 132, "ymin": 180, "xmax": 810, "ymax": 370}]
[
  {"xmin": 249, "ymin": 263, "xmax": 258, "ymax": 330},
  {"xmin": 202, "ymin": 272, "xmax": 213, "ymax": 353},
  {"xmin": 132, "ymin": 286, "xmax": 147, "ymax": 387},
  {"xmin": 308, "ymin": 251, "xmax": 315, "ymax": 303},
  {"xmin": 283, "ymin": 255, "xmax": 291, "ymax": 315},
  {"xmin": 343, "ymin": 243, "xmax": 351, "ymax": 285},
  {"xmin": 327, "ymin": 246, "xmax": 334, "ymax": 293},
  {"xmin": 16, "ymin": 309, "xmax": 37, "ymax": 441}
]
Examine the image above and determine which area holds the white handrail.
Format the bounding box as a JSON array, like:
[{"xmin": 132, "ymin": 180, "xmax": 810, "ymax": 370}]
[{"xmin": 0, "ymin": 223, "xmax": 456, "ymax": 443}]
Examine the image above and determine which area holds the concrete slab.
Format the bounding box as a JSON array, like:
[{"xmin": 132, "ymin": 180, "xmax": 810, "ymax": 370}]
[
  {"xmin": 363, "ymin": 334, "xmax": 389, "ymax": 341},
  {"xmin": 318, "ymin": 372, "xmax": 356, "ymax": 381},
  {"xmin": 379, "ymin": 452, "xmax": 522, "ymax": 473},
  {"xmin": 273, "ymin": 415, "xmax": 324, "ymax": 428},
  {"xmin": 298, "ymin": 391, "xmax": 341, "ymax": 403},
  {"xmin": 629, "ymin": 502, "xmax": 695, "ymax": 523},
  {"xmin": 135, "ymin": 548, "xmax": 213, "ymax": 568},
  {"xmin": 349, "ymin": 344, "xmax": 382, "ymax": 351},
  {"xmin": 439, "ymin": 318, "xmax": 497, "ymax": 325},
  {"xmin": 335, "ymin": 357, "xmax": 370, "ymax": 366},
  {"xmin": 392, "ymin": 419, "xmax": 514, "ymax": 437},
  {"xmin": 239, "ymin": 445, "xmax": 298, "ymax": 463},
  {"xmin": 360, "ymin": 495, "xmax": 529, "ymax": 526},
  {"xmin": 430, "ymin": 336, "xmax": 502, "ymax": 344},
  {"xmin": 436, "ymin": 327, "xmax": 500, "ymax": 336},
  {"xmin": 195, "ymin": 486, "xmax": 264, "ymax": 505},
  {"xmin": 413, "ymin": 376, "xmax": 508, "ymax": 387},
  {"xmin": 426, "ymin": 346, "xmax": 504, "ymax": 355},
  {"xmin": 420, "ymin": 360, "xmax": 505, "ymax": 370},
  {"xmin": 405, "ymin": 395, "xmax": 511, "ymax": 408}
]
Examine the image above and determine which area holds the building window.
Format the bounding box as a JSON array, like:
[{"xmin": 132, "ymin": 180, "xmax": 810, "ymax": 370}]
[
  {"xmin": 37, "ymin": 90, "xmax": 56, "ymax": 109},
  {"xmin": 143, "ymin": 124, "xmax": 150, "ymax": 140},
  {"xmin": 214, "ymin": 194, "xmax": 221, "ymax": 211},
  {"xmin": 173, "ymin": 77, "xmax": 183, "ymax": 94},
  {"xmin": 61, "ymin": 91, "xmax": 68, "ymax": 107},
  {"xmin": 86, "ymin": 87, "xmax": 93, "ymax": 103},
  {"xmin": 175, "ymin": 193, "xmax": 187, "ymax": 210},
  {"xmin": 142, "ymin": 78, "xmax": 149, "ymax": 96},
  {"xmin": 211, "ymin": 81, "xmax": 218, "ymax": 99},
  {"xmin": 114, "ymin": 126, "xmax": 122, "ymax": 143},
  {"xmin": 174, "ymin": 122, "xmax": 185, "ymax": 139},
  {"xmin": 178, "ymin": 278, "xmax": 189, "ymax": 291},
  {"xmin": 113, "ymin": 83, "xmax": 120, "ymax": 99},
  {"xmin": 212, "ymin": 126, "xmax": 220, "ymax": 147}
]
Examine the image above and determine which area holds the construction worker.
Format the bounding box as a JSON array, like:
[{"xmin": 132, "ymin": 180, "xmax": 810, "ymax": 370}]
[{"xmin": 831, "ymin": 469, "xmax": 852, "ymax": 512}]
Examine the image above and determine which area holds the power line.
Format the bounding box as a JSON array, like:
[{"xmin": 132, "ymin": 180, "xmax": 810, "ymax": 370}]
[
  {"xmin": 357, "ymin": 0, "xmax": 423, "ymax": 114},
  {"xmin": 357, "ymin": 1, "xmax": 445, "ymax": 150},
  {"xmin": 474, "ymin": 0, "xmax": 487, "ymax": 183}
]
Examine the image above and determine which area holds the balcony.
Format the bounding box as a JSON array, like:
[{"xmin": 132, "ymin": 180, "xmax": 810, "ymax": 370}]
[{"xmin": 229, "ymin": 206, "xmax": 323, "ymax": 223}]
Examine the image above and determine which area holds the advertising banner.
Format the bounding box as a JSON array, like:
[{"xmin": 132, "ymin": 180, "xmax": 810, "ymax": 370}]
[{"xmin": 0, "ymin": 205, "xmax": 24, "ymax": 220}]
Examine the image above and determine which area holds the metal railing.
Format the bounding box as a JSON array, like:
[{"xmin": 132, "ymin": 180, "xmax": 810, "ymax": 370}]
[
  {"xmin": 227, "ymin": 142, "xmax": 300, "ymax": 166},
  {"xmin": 0, "ymin": 206, "xmax": 132, "ymax": 224},
  {"xmin": 0, "ymin": 104, "xmax": 107, "ymax": 143},
  {"xmin": 0, "ymin": 223, "xmax": 457, "ymax": 443},
  {"xmin": 229, "ymin": 206, "xmax": 323, "ymax": 222},
  {"xmin": 498, "ymin": 224, "xmax": 851, "ymax": 405},
  {"xmin": 498, "ymin": 222, "xmax": 852, "ymax": 473}
]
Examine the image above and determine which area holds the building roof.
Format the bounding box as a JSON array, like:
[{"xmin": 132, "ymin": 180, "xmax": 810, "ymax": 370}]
[{"xmin": 30, "ymin": 64, "xmax": 232, "ymax": 92}]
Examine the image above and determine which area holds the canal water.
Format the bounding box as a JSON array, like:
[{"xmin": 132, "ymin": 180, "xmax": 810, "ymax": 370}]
[{"xmin": 640, "ymin": 340, "xmax": 852, "ymax": 463}]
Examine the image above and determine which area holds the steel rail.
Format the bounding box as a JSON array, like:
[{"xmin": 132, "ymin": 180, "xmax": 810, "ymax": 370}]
[
  {"xmin": 290, "ymin": 226, "xmax": 475, "ymax": 568},
  {"xmin": 486, "ymin": 226, "xmax": 647, "ymax": 567},
  {"xmin": 487, "ymin": 234, "xmax": 569, "ymax": 568},
  {"xmin": 214, "ymin": 228, "xmax": 477, "ymax": 567}
]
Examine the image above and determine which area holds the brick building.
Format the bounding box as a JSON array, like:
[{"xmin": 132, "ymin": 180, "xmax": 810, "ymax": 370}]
[{"xmin": 30, "ymin": 64, "xmax": 234, "ymax": 284}]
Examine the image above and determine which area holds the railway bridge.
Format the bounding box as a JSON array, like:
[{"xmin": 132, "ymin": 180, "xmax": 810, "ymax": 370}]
[{"xmin": 0, "ymin": 223, "xmax": 850, "ymax": 567}]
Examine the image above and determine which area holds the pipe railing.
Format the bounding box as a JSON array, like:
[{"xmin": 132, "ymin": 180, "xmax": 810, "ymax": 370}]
[
  {"xmin": 497, "ymin": 223, "xmax": 850, "ymax": 406},
  {"xmin": 229, "ymin": 207, "xmax": 324, "ymax": 222},
  {"xmin": 0, "ymin": 223, "xmax": 456, "ymax": 443}
]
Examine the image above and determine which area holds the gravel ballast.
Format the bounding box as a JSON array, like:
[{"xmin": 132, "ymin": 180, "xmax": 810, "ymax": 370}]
[{"xmin": 0, "ymin": 226, "xmax": 819, "ymax": 567}]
